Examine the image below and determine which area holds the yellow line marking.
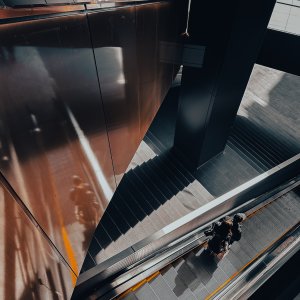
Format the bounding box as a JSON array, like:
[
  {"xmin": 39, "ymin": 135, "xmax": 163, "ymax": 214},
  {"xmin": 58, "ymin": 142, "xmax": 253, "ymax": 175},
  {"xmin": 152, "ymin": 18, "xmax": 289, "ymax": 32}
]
[
  {"xmin": 118, "ymin": 271, "xmax": 161, "ymax": 299},
  {"xmin": 146, "ymin": 271, "xmax": 161, "ymax": 282},
  {"xmin": 131, "ymin": 279, "xmax": 148, "ymax": 292},
  {"xmin": 61, "ymin": 227, "xmax": 79, "ymax": 286}
]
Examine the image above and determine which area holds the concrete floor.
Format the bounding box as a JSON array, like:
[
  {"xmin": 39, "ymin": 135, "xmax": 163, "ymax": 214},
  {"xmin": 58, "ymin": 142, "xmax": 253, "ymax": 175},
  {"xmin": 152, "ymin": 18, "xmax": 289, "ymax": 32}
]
[
  {"xmin": 268, "ymin": 1, "xmax": 300, "ymax": 35},
  {"xmin": 238, "ymin": 64, "xmax": 300, "ymax": 153}
]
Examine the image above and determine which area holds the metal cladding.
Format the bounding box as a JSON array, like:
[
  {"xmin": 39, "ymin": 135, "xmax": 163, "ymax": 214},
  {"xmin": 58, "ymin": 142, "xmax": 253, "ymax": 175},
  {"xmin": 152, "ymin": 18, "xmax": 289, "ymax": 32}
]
[{"xmin": 0, "ymin": 1, "xmax": 188, "ymax": 298}]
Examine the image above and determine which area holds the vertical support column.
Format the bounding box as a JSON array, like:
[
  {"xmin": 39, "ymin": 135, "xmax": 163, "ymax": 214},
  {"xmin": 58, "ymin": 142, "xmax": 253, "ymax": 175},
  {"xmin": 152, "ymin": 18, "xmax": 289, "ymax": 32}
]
[{"xmin": 174, "ymin": 0, "xmax": 276, "ymax": 169}]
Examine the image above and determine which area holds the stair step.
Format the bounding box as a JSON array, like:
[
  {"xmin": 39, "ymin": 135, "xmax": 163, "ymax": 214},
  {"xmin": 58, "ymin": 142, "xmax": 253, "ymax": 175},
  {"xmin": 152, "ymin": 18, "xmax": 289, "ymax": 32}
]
[
  {"xmin": 106, "ymin": 201, "xmax": 132, "ymax": 234},
  {"xmin": 112, "ymin": 192, "xmax": 140, "ymax": 228},
  {"xmin": 236, "ymin": 117, "xmax": 297, "ymax": 158},
  {"xmin": 227, "ymin": 138, "xmax": 268, "ymax": 172},
  {"xmin": 234, "ymin": 120, "xmax": 287, "ymax": 162},
  {"xmin": 231, "ymin": 126, "xmax": 279, "ymax": 167},
  {"xmin": 94, "ymin": 223, "xmax": 113, "ymax": 249},
  {"xmin": 229, "ymin": 133, "xmax": 274, "ymax": 169},
  {"xmin": 116, "ymin": 180, "xmax": 149, "ymax": 222},
  {"xmin": 131, "ymin": 168, "xmax": 184, "ymax": 221},
  {"xmin": 232, "ymin": 126, "xmax": 282, "ymax": 165}
]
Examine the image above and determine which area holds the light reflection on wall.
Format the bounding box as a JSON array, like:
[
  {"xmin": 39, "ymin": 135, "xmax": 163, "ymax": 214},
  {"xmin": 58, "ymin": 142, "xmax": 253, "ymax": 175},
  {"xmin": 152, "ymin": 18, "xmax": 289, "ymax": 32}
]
[{"xmin": 0, "ymin": 183, "xmax": 74, "ymax": 299}]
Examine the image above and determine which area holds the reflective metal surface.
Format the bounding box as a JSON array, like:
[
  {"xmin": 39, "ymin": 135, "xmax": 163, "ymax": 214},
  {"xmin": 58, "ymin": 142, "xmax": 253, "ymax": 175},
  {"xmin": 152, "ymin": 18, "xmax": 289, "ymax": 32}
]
[
  {"xmin": 0, "ymin": 179, "xmax": 74, "ymax": 299},
  {"xmin": 88, "ymin": 6, "xmax": 140, "ymax": 179},
  {"xmin": 136, "ymin": 3, "xmax": 158, "ymax": 140},
  {"xmin": 89, "ymin": 1, "xmax": 186, "ymax": 179},
  {"xmin": 0, "ymin": 13, "xmax": 116, "ymax": 275},
  {"xmin": 0, "ymin": 0, "xmax": 188, "ymax": 296},
  {"xmin": 0, "ymin": 5, "xmax": 85, "ymax": 20}
]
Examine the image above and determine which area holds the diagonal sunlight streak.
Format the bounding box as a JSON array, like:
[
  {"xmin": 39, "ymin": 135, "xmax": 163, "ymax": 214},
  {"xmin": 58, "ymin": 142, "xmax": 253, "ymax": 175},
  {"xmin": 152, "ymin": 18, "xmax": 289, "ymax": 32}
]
[{"xmin": 65, "ymin": 104, "xmax": 113, "ymax": 201}]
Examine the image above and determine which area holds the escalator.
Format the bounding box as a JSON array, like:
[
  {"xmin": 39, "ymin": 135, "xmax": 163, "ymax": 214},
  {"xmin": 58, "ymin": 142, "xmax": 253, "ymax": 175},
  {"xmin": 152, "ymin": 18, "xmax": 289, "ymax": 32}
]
[
  {"xmin": 73, "ymin": 152, "xmax": 300, "ymax": 299},
  {"xmin": 120, "ymin": 183, "xmax": 300, "ymax": 300}
]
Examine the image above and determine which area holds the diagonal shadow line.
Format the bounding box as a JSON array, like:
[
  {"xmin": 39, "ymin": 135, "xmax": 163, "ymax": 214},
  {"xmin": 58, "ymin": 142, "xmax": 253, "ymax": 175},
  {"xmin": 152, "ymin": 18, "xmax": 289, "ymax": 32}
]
[{"xmin": 83, "ymin": 149, "xmax": 200, "ymax": 270}]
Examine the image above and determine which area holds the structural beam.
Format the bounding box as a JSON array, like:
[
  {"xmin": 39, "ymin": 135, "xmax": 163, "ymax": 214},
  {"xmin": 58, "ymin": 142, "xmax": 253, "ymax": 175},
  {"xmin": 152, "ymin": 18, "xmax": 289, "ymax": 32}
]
[{"xmin": 174, "ymin": 0, "xmax": 276, "ymax": 169}]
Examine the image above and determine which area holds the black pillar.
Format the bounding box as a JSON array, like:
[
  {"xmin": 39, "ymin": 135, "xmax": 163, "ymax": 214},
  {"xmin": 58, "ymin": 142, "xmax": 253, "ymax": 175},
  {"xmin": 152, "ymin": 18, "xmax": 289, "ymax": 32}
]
[{"xmin": 174, "ymin": 0, "xmax": 276, "ymax": 169}]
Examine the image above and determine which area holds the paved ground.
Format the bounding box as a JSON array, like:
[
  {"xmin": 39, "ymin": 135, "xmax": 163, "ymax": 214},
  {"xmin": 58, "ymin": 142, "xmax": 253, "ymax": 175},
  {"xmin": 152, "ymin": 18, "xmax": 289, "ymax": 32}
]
[
  {"xmin": 269, "ymin": 0, "xmax": 300, "ymax": 35},
  {"xmin": 238, "ymin": 64, "xmax": 300, "ymax": 153}
]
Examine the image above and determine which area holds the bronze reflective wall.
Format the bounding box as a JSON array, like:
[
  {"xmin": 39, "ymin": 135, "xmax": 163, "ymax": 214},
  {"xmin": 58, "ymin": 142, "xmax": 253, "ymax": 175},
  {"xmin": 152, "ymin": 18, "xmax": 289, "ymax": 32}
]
[
  {"xmin": 88, "ymin": 6, "xmax": 141, "ymax": 181},
  {"xmin": 0, "ymin": 179, "xmax": 74, "ymax": 299},
  {"xmin": 0, "ymin": 13, "xmax": 116, "ymax": 277},
  {"xmin": 89, "ymin": 1, "xmax": 185, "ymax": 181},
  {"xmin": 0, "ymin": 0, "xmax": 189, "ymax": 297}
]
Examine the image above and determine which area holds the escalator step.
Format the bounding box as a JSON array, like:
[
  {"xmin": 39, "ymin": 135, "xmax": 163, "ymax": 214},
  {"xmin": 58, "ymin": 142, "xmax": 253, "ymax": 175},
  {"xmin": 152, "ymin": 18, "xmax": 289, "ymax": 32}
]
[
  {"xmin": 134, "ymin": 283, "xmax": 159, "ymax": 300},
  {"xmin": 123, "ymin": 293, "xmax": 138, "ymax": 300},
  {"xmin": 149, "ymin": 274, "xmax": 179, "ymax": 300},
  {"xmin": 161, "ymin": 265, "xmax": 197, "ymax": 299}
]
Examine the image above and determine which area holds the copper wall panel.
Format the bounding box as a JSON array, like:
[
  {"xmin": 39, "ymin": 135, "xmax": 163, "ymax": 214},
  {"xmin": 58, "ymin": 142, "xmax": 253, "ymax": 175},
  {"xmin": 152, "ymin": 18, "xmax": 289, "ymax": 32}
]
[
  {"xmin": 136, "ymin": 3, "xmax": 158, "ymax": 140},
  {"xmin": 0, "ymin": 2, "xmax": 189, "ymax": 293},
  {"xmin": 88, "ymin": 7, "xmax": 140, "ymax": 180},
  {"xmin": 0, "ymin": 179, "xmax": 74, "ymax": 299},
  {"xmin": 0, "ymin": 5, "xmax": 85, "ymax": 20},
  {"xmin": 156, "ymin": 1, "xmax": 176, "ymax": 105},
  {"xmin": 0, "ymin": 13, "xmax": 116, "ymax": 274},
  {"xmin": 137, "ymin": 1, "xmax": 188, "ymax": 140}
]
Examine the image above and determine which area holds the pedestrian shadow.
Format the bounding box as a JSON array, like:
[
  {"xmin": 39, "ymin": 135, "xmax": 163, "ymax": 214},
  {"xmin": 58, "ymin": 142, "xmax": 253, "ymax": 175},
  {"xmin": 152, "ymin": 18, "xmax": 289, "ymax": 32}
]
[{"xmin": 173, "ymin": 247, "xmax": 218, "ymax": 297}]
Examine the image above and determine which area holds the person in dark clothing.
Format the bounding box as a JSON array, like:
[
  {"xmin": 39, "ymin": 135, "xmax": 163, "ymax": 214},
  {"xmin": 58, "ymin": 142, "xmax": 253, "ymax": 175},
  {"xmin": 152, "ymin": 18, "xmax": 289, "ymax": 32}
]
[
  {"xmin": 205, "ymin": 217, "xmax": 233, "ymax": 255},
  {"xmin": 205, "ymin": 213, "xmax": 246, "ymax": 255},
  {"xmin": 230, "ymin": 213, "xmax": 246, "ymax": 245}
]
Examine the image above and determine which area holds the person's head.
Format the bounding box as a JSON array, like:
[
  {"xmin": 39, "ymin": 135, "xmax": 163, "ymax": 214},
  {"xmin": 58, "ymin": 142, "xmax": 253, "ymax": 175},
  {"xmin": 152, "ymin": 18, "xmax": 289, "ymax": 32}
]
[
  {"xmin": 219, "ymin": 215, "xmax": 231, "ymax": 223},
  {"xmin": 72, "ymin": 175, "xmax": 82, "ymax": 186},
  {"xmin": 233, "ymin": 213, "xmax": 246, "ymax": 223}
]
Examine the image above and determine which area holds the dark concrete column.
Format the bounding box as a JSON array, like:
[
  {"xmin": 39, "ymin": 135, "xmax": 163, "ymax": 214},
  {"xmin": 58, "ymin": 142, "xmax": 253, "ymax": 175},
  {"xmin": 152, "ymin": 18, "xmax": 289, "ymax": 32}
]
[{"xmin": 174, "ymin": 0, "xmax": 276, "ymax": 169}]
